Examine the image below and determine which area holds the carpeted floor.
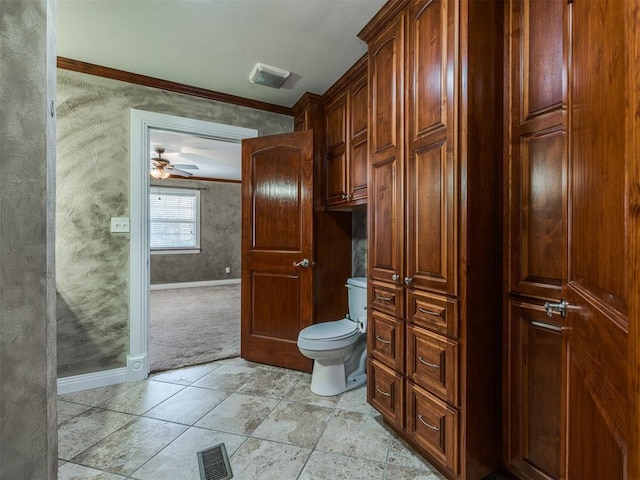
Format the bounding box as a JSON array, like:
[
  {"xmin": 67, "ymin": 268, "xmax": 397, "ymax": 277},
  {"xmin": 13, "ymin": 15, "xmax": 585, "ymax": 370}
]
[{"xmin": 149, "ymin": 284, "xmax": 240, "ymax": 372}]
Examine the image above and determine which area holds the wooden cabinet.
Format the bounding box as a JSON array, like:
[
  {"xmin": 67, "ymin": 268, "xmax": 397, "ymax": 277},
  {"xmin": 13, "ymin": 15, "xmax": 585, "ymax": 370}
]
[
  {"xmin": 504, "ymin": 0, "xmax": 634, "ymax": 478},
  {"xmin": 324, "ymin": 56, "xmax": 368, "ymax": 209},
  {"xmin": 360, "ymin": 0, "xmax": 503, "ymax": 478},
  {"xmin": 503, "ymin": 1, "xmax": 567, "ymax": 478}
]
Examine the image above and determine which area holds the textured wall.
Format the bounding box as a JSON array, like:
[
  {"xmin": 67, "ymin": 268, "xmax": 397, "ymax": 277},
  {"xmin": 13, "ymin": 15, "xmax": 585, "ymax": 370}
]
[
  {"xmin": 56, "ymin": 69, "xmax": 292, "ymax": 377},
  {"xmin": 150, "ymin": 178, "xmax": 241, "ymax": 284},
  {"xmin": 352, "ymin": 206, "xmax": 367, "ymax": 277},
  {"xmin": 0, "ymin": 0, "xmax": 58, "ymax": 478}
]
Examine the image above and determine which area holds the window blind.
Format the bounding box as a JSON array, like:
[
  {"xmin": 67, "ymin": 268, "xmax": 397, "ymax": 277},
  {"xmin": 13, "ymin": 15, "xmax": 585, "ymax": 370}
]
[{"xmin": 150, "ymin": 187, "xmax": 200, "ymax": 249}]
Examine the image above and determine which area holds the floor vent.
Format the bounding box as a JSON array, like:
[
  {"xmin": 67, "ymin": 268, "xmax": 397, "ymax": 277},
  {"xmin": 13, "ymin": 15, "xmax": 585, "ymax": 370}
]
[{"xmin": 197, "ymin": 443, "xmax": 233, "ymax": 480}]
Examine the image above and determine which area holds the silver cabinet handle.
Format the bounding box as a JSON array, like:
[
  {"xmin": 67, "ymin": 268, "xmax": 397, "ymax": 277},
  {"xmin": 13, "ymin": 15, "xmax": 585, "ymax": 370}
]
[
  {"xmin": 404, "ymin": 276, "xmax": 413, "ymax": 285},
  {"xmin": 375, "ymin": 385, "xmax": 391, "ymax": 397},
  {"xmin": 531, "ymin": 321, "xmax": 564, "ymax": 332},
  {"xmin": 375, "ymin": 294, "xmax": 393, "ymax": 303},
  {"xmin": 417, "ymin": 307, "xmax": 441, "ymax": 316},
  {"xmin": 418, "ymin": 414, "xmax": 440, "ymax": 431},
  {"xmin": 376, "ymin": 335, "xmax": 391, "ymax": 344},
  {"xmin": 292, "ymin": 258, "xmax": 310, "ymax": 268},
  {"xmin": 391, "ymin": 274, "xmax": 399, "ymax": 281},
  {"xmin": 418, "ymin": 356, "xmax": 440, "ymax": 369},
  {"xmin": 544, "ymin": 299, "xmax": 568, "ymax": 318}
]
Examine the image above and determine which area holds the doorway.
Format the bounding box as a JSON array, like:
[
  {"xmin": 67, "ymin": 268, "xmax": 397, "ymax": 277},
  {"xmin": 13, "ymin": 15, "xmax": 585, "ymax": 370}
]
[{"xmin": 129, "ymin": 109, "xmax": 257, "ymax": 381}]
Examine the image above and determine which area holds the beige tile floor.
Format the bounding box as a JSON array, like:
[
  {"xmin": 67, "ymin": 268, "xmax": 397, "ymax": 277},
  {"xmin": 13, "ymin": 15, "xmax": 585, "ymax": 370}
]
[{"xmin": 57, "ymin": 357, "xmax": 445, "ymax": 480}]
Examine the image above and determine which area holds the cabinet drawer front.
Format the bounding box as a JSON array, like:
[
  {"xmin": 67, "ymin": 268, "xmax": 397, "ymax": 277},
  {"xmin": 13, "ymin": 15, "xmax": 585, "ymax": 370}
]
[
  {"xmin": 368, "ymin": 310, "xmax": 404, "ymax": 371},
  {"xmin": 369, "ymin": 280, "xmax": 404, "ymax": 317},
  {"xmin": 407, "ymin": 325, "xmax": 458, "ymax": 405},
  {"xmin": 407, "ymin": 289, "xmax": 458, "ymax": 337},
  {"xmin": 368, "ymin": 360, "xmax": 404, "ymax": 429},
  {"xmin": 407, "ymin": 382, "xmax": 459, "ymax": 475}
]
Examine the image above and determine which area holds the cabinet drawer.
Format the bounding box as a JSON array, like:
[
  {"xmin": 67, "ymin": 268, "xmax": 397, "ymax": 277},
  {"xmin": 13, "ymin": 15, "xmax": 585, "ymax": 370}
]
[
  {"xmin": 407, "ymin": 290, "xmax": 458, "ymax": 338},
  {"xmin": 369, "ymin": 280, "xmax": 404, "ymax": 318},
  {"xmin": 368, "ymin": 359, "xmax": 404, "ymax": 429},
  {"xmin": 407, "ymin": 382, "xmax": 459, "ymax": 475},
  {"xmin": 407, "ymin": 325, "xmax": 458, "ymax": 406},
  {"xmin": 368, "ymin": 310, "xmax": 404, "ymax": 371}
]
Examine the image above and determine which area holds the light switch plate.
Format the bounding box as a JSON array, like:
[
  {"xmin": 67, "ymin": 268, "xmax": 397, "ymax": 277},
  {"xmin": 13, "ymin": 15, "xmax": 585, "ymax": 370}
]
[{"xmin": 111, "ymin": 217, "xmax": 130, "ymax": 233}]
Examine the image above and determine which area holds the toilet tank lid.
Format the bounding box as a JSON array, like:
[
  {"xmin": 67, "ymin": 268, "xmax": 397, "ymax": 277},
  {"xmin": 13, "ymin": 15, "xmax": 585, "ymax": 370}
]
[{"xmin": 347, "ymin": 277, "xmax": 367, "ymax": 288}]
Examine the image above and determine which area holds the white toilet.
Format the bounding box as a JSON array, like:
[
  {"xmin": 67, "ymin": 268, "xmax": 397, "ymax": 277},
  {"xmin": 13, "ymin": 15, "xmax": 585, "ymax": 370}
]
[{"xmin": 297, "ymin": 277, "xmax": 368, "ymax": 396}]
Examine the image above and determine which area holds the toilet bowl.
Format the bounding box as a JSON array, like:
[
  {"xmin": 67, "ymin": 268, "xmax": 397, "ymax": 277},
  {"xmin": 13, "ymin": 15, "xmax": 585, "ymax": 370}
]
[{"xmin": 297, "ymin": 277, "xmax": 367, "ymax": 396}]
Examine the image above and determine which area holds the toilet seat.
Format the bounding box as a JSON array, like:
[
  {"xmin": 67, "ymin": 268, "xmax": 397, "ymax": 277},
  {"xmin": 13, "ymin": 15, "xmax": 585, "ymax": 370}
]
[{"xmin": 297, "ymin": 319, "xmax": 362, "ymax": 351}]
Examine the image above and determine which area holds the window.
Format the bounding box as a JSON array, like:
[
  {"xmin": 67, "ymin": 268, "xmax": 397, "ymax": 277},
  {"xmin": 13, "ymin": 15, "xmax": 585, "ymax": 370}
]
[{"xmin": 149, "ymin": 186, "xmax": 200, "ymax": 253}]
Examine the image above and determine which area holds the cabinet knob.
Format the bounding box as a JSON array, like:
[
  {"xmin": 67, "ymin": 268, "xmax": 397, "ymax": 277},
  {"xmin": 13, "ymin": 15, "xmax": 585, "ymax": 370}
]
[
  {"xmin": 404, "ymin": 276, "xmax": 413, "ymax": 285},
  {"xmin": 391, "ymin": 274, "xmax": 399, "ymax": 281}
]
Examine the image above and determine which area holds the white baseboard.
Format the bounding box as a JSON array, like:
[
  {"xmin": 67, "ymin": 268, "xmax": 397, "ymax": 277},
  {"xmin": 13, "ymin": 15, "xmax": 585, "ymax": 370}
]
[
  {"xmin": 127, "ymin": 354, "xmax": 148, "ymax": 382},
  {"xmin": 150, "ymin": 278, "xmax": 241, "ymax": 290},
  {"xmin": 57, "ymin": 368, "xmax": 128, "ymax": 395}
]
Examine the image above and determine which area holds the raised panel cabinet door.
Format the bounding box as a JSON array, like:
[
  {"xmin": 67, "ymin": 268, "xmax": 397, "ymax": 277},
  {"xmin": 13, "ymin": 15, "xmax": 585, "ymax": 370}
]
[
  {"xmin": 369, "ymin": 157, "xmax": 404, "ymax": 284},
  {"xmin": 369, "ymin": 11, "xmax": 404, "ymax": 166},
  {"xmin": 325, "ymin": 93, "xmax": 348, "ymax": 206},
  {"xmin": 368, "ymin": 10, "xmax": 404, "ymax": 286},
  {"xmin": 564, "ymin": 0, "xmax": 629, "ymax": 477},
  {"xmin": 506, "ymin": 300, "xmax": 562, "ymax": 480},
  {"xmin": 241, "ymin": 131, "xmax": 314, "ymax": 372},
  {"xmin": 349, "ymin": 72, "xmax": 369, "ymax": 203},
  {"xmin": 506, "ymin": 0, "xmax": 567, "ymax": 300},
  {"xmin": 406, "ymin": 0, "xmax": 456, "ymax": 295}
]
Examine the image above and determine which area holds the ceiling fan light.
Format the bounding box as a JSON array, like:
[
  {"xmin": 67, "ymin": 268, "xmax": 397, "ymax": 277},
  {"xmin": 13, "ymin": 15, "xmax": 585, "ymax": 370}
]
[{"xmin": 150, "ymin": 167, "xmax": 171, "ymax": 179}]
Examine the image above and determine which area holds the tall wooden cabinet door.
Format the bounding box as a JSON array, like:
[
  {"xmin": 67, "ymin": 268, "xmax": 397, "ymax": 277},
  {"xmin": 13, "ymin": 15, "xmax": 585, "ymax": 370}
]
[
  {"xmin": 241, "ymin": 131, "xmax": 314, "ymax": 372},
  {"xmin": 325, "ymin": 93, "xmax": 348, "ymax": 206},
  {"xmin": 349, "ymin": 72, "xmax": 368, "ymax": 203},
  {"xmin": 563, "ymin": 0, "xmax": 629, "ymax": 477},
  {"xmin": 405, "ymin": 0, "xmax": 456, "ymax": 295},
  {"xmin": 506, "ymin": 0, "xmax": 566, "ymax": 302},
  {"xmin": 506, "ymin": 300, "xmax": 562, "ymax": 480},
  {"xmin": 368, "ymin": 12, "xmax": 405, "ymax": 285}
]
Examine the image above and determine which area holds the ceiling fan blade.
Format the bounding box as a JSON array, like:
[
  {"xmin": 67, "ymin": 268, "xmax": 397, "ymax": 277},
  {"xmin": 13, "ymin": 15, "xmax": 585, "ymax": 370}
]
[
  {"xmin": 172, "ymin": 164, "xmax": 199, "ymax": 170},
  {"xmin": 171, "ymin": 168, "xmax": 194, "ymax": 177}
]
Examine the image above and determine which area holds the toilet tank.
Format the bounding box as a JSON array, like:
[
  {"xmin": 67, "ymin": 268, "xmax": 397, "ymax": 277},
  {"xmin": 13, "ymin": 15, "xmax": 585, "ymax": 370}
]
[{"xmin": 346, "ymin": 277, "xmax": 367, "ymax": 320}]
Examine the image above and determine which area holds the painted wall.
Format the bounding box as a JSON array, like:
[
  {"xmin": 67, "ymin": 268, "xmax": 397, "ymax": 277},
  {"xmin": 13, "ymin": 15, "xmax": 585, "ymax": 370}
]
[
  {"xmin": 150, "ymin": 178, "xmax": 241, "ymax": 284},
  {"xmin": 0, "ymin": 0, "xmax": 58, "ymax": 478},
  {"xmin": 56, "ymin": 69, "xmax": 292, "ymax": 377}
]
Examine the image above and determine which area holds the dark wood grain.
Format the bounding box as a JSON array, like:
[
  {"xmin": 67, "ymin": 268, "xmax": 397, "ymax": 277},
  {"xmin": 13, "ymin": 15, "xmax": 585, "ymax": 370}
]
[
  {"xmin": 506, "ymin": 300, "xmax": 562, "ymax": 480},
  {"xmin": 57, "ymin": 57, "xmax": 292, "ymax": 116},
  {"xmin": 241, "ymin": 131, "xmax": 314, "ymax": 372},
  {"xmin": 364, "ymin": 0, "xmax": 503, "ymax": 478},
  {"xmin": 626, "ymin": 0, "xmax": 640, "ymax": 477},
  {"xmin": 368, "ymin": 309, "xmax": 405, "ymax": 371},
  {"xmin": 564, "ymin": 3, "xmax": 630, "ymax": 476},
  {"xmin": 505, "ymin": 0, "xmax": 566, "ymax": 302}
]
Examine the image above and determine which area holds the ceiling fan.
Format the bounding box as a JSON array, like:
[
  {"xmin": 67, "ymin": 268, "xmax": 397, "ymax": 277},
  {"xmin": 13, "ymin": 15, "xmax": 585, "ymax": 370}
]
[{"xmin": 150, "ymin": 147, "xmax": 199, "ymax": 179}]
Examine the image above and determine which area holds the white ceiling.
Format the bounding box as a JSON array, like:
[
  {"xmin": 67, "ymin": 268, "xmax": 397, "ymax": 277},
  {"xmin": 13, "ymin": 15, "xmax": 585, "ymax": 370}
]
[
  {"xmin": 57, "ymin": 0, "xmax": 387, "ymax": 108},
  {"xmin": 58, "ymin": 0, "xmax": 386, "ymax": 179}
]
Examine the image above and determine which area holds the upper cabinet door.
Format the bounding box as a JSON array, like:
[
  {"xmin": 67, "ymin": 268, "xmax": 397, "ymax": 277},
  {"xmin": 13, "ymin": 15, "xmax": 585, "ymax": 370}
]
[
  {"xmin": 368, "ymin": 12, "xmax": 405, "ymax": 285},
  {"xmin": 506, "ymin": 0, "xmax": 567, "ymax": 301},
  {"xmin": 325, "ymin": 92, "xmax": 348, "ymax": 206},
  {"xmin": 349, "ymin": 72, "xmax": 369, "ymax": 203},
  {"xmin": 405, "ymin": 0, "xmax": 456, "ymax": 295}
]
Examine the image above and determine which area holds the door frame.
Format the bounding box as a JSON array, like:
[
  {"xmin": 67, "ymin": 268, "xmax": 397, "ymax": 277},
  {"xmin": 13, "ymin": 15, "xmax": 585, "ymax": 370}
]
[{"xmin": 128, "ymin": 109, "xmax": 257, "ymax": 381}]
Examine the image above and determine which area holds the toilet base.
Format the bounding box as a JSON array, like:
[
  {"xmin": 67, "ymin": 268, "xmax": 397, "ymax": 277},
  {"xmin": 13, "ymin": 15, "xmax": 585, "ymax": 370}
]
[{"xmin": 308, "ymin": 339, "xmax": 367, "ymax": 396}]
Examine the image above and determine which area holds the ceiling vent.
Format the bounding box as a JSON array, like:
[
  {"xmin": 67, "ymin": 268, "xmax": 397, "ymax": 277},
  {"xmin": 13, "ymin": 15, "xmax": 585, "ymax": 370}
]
[{"xmin": 249, "ymin": 62, "xmax": 290, "ymax": 89}]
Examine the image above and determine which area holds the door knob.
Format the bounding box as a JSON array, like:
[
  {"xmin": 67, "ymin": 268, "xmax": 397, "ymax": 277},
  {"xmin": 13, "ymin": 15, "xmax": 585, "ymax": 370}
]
[
  {"xmin": 404, "ymin": 276, "xmax": 413, "ymax": 285},
  {"xmin": 293, "ymin": 258, "xmax": 310, "ymax": 268},
  {"xmin": 391, "ymin": 274, "xmax": 399, "ymax": 281},
  {"xmin": 544, "ymin": 299, "xmax": 568, "ymax": 318}
]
